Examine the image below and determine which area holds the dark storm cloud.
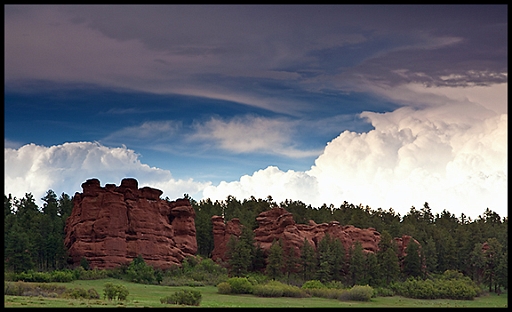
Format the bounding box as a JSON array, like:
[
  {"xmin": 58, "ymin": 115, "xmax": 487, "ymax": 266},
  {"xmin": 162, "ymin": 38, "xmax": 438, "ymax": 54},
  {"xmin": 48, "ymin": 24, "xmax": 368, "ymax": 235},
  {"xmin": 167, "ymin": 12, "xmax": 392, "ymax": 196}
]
[
  {"xmin": 5, "ymin": 5, "xmax": 506, "ymax": 108},
  {"xmin": 62, "ymin": 5, "xmax": 507, "ymax": 86}
]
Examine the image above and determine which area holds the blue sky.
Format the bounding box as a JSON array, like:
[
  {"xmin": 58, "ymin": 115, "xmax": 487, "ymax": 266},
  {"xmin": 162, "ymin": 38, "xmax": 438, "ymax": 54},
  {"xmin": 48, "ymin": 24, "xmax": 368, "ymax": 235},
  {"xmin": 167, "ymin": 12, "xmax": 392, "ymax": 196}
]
[{"xmin": 4, "ymin": 5, "xmax": 507, "ymax": 220}]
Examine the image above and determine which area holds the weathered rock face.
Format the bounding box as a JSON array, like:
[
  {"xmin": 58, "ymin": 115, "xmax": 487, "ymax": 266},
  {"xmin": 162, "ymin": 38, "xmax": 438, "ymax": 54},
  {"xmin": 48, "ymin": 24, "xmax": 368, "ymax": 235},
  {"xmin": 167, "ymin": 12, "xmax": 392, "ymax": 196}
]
[
  {"xmin": 212, "ymin": 207, "xmax": 419, "ymax": 263},
  {"xmin": 64, "ymin": 178, "xmax": 197, "ymax": 269}
]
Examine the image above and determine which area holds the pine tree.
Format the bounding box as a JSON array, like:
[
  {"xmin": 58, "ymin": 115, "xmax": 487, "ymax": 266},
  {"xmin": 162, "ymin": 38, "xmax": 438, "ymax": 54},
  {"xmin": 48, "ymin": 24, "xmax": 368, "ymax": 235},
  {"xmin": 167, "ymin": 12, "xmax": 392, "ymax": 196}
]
[
  {"xmin": 316, "ymin": 234, "xmax": 334, "ymax": 283},
  {"xmin": 469, "ymin": 242, "xmax": 486, "ymax": 285},
  {"xmin": 252, "ymin": 243, "xmax": 266, "ymax": 272},
  {"xmin": 331, "ymin": 238, "xmax": 346, "ymax": 282},
  {"xmin": 423, "ymin": 236, "xmax": 438, "ymax": 275},
  {"xmin": 266, "ymin": 239, "xmax": 284, "ymax": 280},
  {"xmin": 300, "ymin": 238, "xmax": 317, "ymax": 281},
  {"xmin": 376, "ymin": 230, "xmax": 400, "ymax": 286},
  {"xmin": 225, "ymin": 234, "xmax": 252, "ymax": 277},
  {"xmin": 4, "ymin": 223, "xmax": 34, "ymax": 273},
  {"xmin": 349, "ymin": 241, "xmax": 366, "ymax": 286},
  {"xmin": 402, "ymin": 240, "xmax": 422, "ymax": 279},
  {"xmin": 364, "ymin": 252, "xmax": 379, "ymax": 286},
  {"xmin": 483, "ymin": 238, "xmax": 503, "ymax": 293}
]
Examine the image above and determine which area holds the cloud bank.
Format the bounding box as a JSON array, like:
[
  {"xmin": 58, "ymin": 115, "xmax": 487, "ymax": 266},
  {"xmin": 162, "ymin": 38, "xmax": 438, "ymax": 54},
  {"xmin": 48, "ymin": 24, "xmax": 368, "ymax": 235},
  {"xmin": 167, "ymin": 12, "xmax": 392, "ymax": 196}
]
[
  {"xmin": 4, "ymin": 142, "xmax": 210, "ymax": 207},
  {"xmin": 5, "ymin": 85, "xmax": 506, "ymax": 220},
  {"xmin": 203, "ymin": 83, "xmax": 507, "ymax": 219}
]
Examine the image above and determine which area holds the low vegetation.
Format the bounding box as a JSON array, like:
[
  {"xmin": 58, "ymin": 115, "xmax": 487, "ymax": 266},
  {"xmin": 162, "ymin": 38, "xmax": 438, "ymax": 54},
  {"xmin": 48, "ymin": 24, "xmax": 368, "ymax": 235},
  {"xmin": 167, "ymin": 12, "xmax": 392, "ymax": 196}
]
[
  {"xmin": 160, "ymin": 289, "xmax": 202, "ymax": 306},
  {"xmin": 3, "ymin": 191, "xmax": 508, "ymax": 307}
]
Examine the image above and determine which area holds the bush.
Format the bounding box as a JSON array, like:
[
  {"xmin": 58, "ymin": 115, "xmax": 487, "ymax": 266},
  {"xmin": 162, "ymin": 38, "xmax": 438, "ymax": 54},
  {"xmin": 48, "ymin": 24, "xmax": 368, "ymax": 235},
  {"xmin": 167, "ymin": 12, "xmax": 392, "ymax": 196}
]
[
  {"xmin": 246, "ymin": 272, "xmax": 269, "ymax": 285},
  {"xmin": 5, "ymin": 282, "xmax": 24, "ymax": 296},
  {"xmin": 160, "ymin": 289, "xmax": 202, "ymax": 306},
  {"xmin": 252, "ymin": 283, "xmax": 283, "ymax": 297},
  {"xmin": 4, "ymin": 281, "xmax": 67, "ymax": 297},
  {"xmin": 324, "ymin": 280, "xmax": 345, "ymax": 289},
  {"xmin": 87, "ymin": 288, "xmax": 100, "ymax": 299},
  {"xmin": 350, "ymin": 285, "xmax": 374, "ymax": 301},
  {"xmin": 394, "ymin": 275, "xmax": 481, "ymax": 300},
  {"xmin": 225, "ymin": 277, "xmax": 253, "ymax": 294},
  {"xmin": 103, "ymin": 282, "xmax": 129, "ymax": 301},
  {"xmin": 373, "ymin": 287, "xmax": 394, "ymax": 297},
  {"xmin": 126, "ymin": 255, "xmax": 155, "ymax": 284},
  {"xmin": 160, "ymin": 258, "xmax": 228, "ymax": 287},
  {"xmin": 253, "ymin": 280, "xmax": 308, "ymax": 298},
  {"xmin": 80, "ymin": 257, "xmax": 90, "ymax": 270},
  {"xmin": 216, "ymin": 282, "xmax": 231, "ymax": 294},
  {"xmin": 50, "ymin": 270, "xmax": 74, "ymax": 282},
  {"xmin": 63, "ymin": 287, "xmax": 100, "ymax": 299},
  {"xmin": 301, "ymin": 280, "xmax": 327, "ymax": 289},
  {"xmin": 14, "ymin": 270, "xmax": 51, "ymax": 283},
  {"xmin": 77, "ymin": 267, "xmax": 109, "ymax": 280},
  {"xmin": 338, "ymin": 285, "xmax": 374, "ymax": 302}
]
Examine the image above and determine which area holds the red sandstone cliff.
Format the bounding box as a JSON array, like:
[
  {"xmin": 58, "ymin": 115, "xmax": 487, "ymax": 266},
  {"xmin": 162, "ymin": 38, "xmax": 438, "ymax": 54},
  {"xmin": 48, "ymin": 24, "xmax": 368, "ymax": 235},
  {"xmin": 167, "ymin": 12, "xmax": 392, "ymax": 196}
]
[
  {"xmin": 211, "ymin": 207, "xmax": 417, "ymax": 262},
  {"xmin": 64, "ymin": 178, "xmax": 197, "ymax": 269}
]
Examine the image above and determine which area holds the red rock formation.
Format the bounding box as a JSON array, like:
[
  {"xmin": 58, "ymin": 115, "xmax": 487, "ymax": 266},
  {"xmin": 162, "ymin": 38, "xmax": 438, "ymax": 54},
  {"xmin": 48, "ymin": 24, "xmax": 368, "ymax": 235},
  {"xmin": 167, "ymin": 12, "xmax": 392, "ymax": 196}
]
[
  {"xmin": 211, "ymin": 216, "xmax": 242, "ymax": 262},
  {"xmin": 211, "ymin": 207, "xmax": 402, "ymax": 263},
  {"xmin": 64, "ymin": 178, "xmax": 197, "ymax": 270},
  {"xmin": 394, "ymin": 235, "xmax": 421, "ymax": 259},
  {"xmin": 211, "ymin": 207, "xmax": 422, "ymax": 266}
]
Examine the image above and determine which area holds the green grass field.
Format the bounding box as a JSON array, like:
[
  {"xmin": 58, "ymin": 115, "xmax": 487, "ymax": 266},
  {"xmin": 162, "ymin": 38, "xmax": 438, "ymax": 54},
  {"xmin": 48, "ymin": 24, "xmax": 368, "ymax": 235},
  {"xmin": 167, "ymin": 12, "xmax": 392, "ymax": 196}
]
[{"xmin": 4, "ymin": 278, "xmax": 508, "ymax": 308}]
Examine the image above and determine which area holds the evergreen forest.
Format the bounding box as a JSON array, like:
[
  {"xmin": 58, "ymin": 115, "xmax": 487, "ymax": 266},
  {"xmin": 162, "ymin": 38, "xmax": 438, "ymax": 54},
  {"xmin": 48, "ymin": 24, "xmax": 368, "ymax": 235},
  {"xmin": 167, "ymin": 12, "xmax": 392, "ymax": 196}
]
[{"xmin": 4, "ymin": 190, "xmax": 508, "ymax": 295}]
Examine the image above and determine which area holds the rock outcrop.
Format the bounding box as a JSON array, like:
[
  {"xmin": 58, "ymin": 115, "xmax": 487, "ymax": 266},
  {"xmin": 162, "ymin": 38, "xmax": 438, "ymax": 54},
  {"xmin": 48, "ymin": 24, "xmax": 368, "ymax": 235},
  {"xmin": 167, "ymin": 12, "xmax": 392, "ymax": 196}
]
[
  {"xmin": 211, "ymin": 207, "xmax": 417, "ymax": 262},
  {"xmin": 64, "ymin": 178, "xmax": 197, "ymax": 269}
]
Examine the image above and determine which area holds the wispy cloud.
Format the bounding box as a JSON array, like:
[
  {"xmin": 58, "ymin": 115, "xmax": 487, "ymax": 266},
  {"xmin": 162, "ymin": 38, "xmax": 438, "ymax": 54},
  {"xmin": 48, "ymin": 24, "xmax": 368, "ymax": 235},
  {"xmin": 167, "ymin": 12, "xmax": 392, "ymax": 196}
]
[
  {"xmin": 102, "ymin": 120, "xmax": 182, "ymax": 145},
  {"xmin": 190, "ymin": 115, "xmax": 323, "ymax": 158}
]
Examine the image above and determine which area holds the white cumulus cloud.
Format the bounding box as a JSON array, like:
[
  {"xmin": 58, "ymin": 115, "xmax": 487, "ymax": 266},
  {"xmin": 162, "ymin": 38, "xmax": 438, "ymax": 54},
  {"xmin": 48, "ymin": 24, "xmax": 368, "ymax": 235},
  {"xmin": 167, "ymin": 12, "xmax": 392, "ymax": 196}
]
[
  {"xmin": 4, "ymin": 142, "xmax": 210, "ymax": 207},
  {"xmin": 202, "ymin": 83, "xmax": 507, "ymax": 220}
]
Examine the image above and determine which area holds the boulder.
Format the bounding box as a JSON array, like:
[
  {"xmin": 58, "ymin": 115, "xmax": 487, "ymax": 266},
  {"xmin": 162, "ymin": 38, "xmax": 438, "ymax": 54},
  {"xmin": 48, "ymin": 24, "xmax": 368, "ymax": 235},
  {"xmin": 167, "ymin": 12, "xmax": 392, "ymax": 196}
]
[{"xmin": 64, "ymin": 178, "xmax": 197, "ymax": 269}]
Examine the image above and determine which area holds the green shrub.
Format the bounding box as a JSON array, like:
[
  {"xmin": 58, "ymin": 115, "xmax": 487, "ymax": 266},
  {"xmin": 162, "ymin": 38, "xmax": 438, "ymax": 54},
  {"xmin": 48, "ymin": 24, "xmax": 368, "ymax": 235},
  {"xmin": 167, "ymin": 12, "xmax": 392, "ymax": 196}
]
[
  {"xmin": 301, "ymin": 280, "xmax": 327, "ymax": 289},
  {"xmin": 253, "ymin": 283, "xmax": 284, "ymax": 297},
  {"xmin": 126, "ymin": 255, "xmax": 155, "ymax": 284},
  {"xmin": 87, "ymin": 288, "xmax": 100, "ymax": 299},
  {"xmin": 14, "ymin": 270, "xmax": 51, "ymax": 283},
  {"xmin": 216, "ymin": 282, "xmax": 231, "ymax": 294},
  {"xmin": 50, "ymin": 270, "xmax": 74, "ymax": 282},
  {"xmin": 394, "ymin": 275, "xmax": 481, "ymax": 300},
  {"xmin": 4, "ymin": 281, "xmax": 27, "ymax": 296},
  {"xmin": 246, "ymin": 272, "xmax": 269, "ymax": 285},
  {"xmin": 63, "ymin": 287, "xmax": 99, "ymax": 299},
  {"xmin": 304, "ymin": 285, "xmax": 344, "ymax": 299},
  {"xmin": 103, "ymin": 282, "xmax": 129, "ymax": 301},
  {"xmin": 338, "ymin": 285, "xmax": 374, "ymax": 302},
  {"xmin": 160, "ymin": 258, "xmax": 228, "ymax": 287},
  {"xmin": 253, "ymin": 280, "xmax": 308, "ymax": 298},
  {"xmin": 225, "ymin": 277, "xmax": 253, "ymax": 294},
  {"xmin": 80, "ymin": 257, "xmax": 90, "ymax": 270},
  {"xmin": 72, "ymin": 267, "xmax": 84, "ymax": 280},
  {"xmin": 78, "ymin": 267, "xmax": 109, "ymax": 280},
  {"xmin": 324, "ymin": 280, "xmax": 345, "ymax": 289},
  {"xmin": 160, "ymin": 290, "xmax": 202, "ymax": 306},
  {"xmin": 4, "ymin": 271, "xmax": 17, "ymax": 282},
  {"xmin": 4, "ymin": 281, "xmax": 67, "ymax": 297},
  {"xmin": 373, "ymin": 287, "xmax": 394, "ymax": 297}
]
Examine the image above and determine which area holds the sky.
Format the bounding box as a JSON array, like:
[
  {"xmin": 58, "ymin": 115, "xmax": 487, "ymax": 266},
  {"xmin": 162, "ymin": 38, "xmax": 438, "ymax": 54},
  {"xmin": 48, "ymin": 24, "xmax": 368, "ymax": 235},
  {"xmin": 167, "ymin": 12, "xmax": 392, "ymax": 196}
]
[{"xmin": 4, "ymin": 5, "xmax": 507, "ymax": 221}]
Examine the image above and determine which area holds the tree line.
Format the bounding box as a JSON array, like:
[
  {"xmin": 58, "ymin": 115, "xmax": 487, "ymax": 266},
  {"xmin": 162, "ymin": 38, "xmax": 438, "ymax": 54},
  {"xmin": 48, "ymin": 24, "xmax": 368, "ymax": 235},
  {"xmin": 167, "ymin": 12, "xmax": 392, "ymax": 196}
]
[
  {"xmin": 4, "ymin": 191, "xmax": 508, "ymax": 292},
  {"xmin": 191, "ymin": 196, "xmax": 507, "ymax": 292}
]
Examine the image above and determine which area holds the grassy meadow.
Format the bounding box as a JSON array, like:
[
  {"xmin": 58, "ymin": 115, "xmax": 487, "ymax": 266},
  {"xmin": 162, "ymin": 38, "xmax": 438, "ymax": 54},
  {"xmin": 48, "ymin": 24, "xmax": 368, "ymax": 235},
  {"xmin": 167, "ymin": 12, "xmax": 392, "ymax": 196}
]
[{"xmin": 4, "ymin": 278, "xmax": 508, "ymax": 308}]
